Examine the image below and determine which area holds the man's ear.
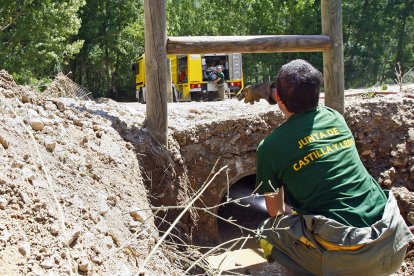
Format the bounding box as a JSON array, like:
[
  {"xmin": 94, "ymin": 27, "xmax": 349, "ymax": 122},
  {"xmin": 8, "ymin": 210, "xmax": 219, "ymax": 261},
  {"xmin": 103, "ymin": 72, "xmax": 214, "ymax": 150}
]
[
  {"xmin": 270, "ymin": 88, "xmax": 279, "ymax": 103},
  {"xmin": 275, "ymin": 91, "xmax": 282, "ymax": 102}
]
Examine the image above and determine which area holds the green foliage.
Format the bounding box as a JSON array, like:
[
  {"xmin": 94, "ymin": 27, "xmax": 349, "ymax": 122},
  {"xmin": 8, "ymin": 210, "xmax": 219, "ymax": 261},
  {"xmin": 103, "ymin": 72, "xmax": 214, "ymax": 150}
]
[
  {"xmin": 69, "ymin": 0, "xmax": 144, "ymax": 99},
  {"xmin": 167, "ymin": 0, "xmax": 322, "ymax": 86},
  {"xmin": 1, "ymin": 0, "xmax": 413, "ymax": 98},
  {"xmin": 0, "ymin": 0, "xmax": 85, "ymax": 83},
  {"xmin": 343, "ymin": 0, "xmax": 414, "ymax": 88}
]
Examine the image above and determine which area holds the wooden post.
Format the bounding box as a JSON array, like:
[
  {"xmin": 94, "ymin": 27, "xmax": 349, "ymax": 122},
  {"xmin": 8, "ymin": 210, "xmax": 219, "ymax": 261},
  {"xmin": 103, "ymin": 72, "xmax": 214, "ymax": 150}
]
[
  {"xmin": 322, "ymin": 0, "xmax": 344, "ymax": 114},
  {"xmin": 166, "ymin": 59, "xmax": 173, "ymax": 103},
  {"xmin": 167, "ymin": 35, "xmax": 331, "ymax": 54},
  {"xmin": 144, "ymin": 0, "xmax": 167, "ymax": 146}
]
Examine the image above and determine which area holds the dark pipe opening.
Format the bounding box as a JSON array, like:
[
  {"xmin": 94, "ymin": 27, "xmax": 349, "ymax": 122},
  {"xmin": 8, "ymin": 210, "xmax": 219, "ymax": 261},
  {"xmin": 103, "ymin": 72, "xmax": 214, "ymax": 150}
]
[{"xmin": 217, "ymin": 174, "xmax": 269, "ymax": 247}]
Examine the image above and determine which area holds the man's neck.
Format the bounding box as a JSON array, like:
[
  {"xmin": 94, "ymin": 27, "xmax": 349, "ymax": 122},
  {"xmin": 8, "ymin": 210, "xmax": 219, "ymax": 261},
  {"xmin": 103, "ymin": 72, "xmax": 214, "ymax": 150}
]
[
  {"xmin": 278, "ymin": 103, "xmax": 294, "ymax": 119},
  {"xmin": 284, "ymin": 112, "xmax": 294, "ymax": 119}
]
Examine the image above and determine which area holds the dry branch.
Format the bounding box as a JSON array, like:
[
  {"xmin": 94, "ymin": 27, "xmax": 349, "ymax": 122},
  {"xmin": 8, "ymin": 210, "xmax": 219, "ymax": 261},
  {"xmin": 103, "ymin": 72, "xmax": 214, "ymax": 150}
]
[{"xmin": 138, "ymin": 165, "xmax": 228, "ymax": 273}]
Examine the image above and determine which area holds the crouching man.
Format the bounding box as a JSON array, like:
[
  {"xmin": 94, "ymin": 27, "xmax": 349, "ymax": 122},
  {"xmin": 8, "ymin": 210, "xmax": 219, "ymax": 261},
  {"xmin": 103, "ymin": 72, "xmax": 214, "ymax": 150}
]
[{"xmin": 238, "ymin": 59, "xmax": 413, "ymax": 275}]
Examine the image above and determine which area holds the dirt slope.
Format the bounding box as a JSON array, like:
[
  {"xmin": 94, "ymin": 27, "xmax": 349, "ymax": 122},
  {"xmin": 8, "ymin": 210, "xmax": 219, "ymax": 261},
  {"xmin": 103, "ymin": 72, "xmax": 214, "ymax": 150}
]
[{"xmin": 0, "ymin": 71, "xmax": 182, "ymax": 275}]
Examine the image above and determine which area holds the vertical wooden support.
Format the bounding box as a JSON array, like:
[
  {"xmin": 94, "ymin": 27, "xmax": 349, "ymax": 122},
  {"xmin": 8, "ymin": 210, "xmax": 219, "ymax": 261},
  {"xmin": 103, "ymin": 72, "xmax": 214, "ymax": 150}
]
[
  {"xmin": 321, "ymin": 0, "xmax": 344, "ymax": 114},
  {"xmin": 144, "ymin": 0, "xmax": 168, "ymax": 146},
  {"xmin": 166, "ymin": 59, "xmax": 173, "ymax": 103}
]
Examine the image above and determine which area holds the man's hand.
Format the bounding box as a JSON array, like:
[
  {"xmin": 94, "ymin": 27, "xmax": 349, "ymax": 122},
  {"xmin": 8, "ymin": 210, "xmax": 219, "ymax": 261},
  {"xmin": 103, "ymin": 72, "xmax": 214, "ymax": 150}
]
[{"xmin": 237, "ymin": 81, "xmax": 276, "ymax": 105}]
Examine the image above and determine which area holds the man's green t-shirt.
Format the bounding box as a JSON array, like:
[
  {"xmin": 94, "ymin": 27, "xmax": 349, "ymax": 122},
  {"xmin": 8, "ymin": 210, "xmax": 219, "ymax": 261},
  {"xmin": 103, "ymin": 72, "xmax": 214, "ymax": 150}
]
[
  {"xmin": 256, "ymin": 106, "xmax": 387, "ymax": 227},
  {"xmin": 216, "ymin": 72, "xmax": 225, "ymax": 84}
]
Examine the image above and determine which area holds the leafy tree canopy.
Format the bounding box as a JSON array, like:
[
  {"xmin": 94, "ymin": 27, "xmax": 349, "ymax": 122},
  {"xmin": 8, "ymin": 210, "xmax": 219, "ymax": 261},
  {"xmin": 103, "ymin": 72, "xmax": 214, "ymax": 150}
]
[{"xmin": 0, "ymin": 0, "xmax": 85, "ymax": 83}]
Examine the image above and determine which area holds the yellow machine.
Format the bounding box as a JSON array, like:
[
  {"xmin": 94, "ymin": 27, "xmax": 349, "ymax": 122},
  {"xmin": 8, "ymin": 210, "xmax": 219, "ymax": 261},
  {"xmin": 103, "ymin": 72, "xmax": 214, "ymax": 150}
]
[{"xmin": 133, "ymin": 53, "xmax": 244, "ymax": 103}]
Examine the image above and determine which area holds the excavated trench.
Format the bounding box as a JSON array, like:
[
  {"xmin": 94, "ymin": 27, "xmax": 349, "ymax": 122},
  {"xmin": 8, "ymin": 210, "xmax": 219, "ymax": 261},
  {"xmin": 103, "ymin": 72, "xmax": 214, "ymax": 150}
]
[
  {"xmin": 160, "ymin": 96, "xmax": 414, "ymax": 247},
  {"xmin": 91, "ymin": 95, "xmax": 413, "ymax": 273},
  {"xmin": 116, "ymin": 96, "xmax": 414, "ymax": 249}
]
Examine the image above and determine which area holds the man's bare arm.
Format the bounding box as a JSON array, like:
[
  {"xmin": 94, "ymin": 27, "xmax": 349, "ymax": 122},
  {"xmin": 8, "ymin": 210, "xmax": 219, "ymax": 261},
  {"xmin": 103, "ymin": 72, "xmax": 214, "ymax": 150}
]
[{"xmin": 265, "ymin": 187, "xmax": 285, "ymax": 217}]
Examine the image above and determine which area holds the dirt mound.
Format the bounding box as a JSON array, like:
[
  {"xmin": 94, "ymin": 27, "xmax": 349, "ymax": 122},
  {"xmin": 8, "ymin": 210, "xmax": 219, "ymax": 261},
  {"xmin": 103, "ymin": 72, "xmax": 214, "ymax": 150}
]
[
  {"xmin": 0, "ymin": 70, "xmax": 36, "ymax": 103},
  {"xmin": 0, "ymin": 71, "xmax": 183, "ymax": 275},
  {"xmin": 44, "ymin": 73, "xmax": 92, "ymax": 100}
]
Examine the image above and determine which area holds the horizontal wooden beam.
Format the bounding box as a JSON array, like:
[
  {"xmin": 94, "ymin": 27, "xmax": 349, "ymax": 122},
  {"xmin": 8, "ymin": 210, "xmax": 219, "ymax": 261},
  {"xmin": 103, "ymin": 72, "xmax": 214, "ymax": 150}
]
[{"xmin": 167, "ymin": 35, "xmax": 331, "ymax": 54}]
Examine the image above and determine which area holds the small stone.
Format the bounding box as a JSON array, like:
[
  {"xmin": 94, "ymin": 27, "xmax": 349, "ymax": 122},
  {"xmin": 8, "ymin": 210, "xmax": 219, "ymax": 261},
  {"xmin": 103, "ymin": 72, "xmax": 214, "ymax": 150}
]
[
  {"xmin": 40, "ymin": 259, "xmax": 54, "ymax": 269},
  {"xmin": 230, "ymin": 133, "xmax": 241, "ymax": 145},
  {"xmin": 18, "ymin": 191, "xmax": 31, "ymax": 204},
  {"xmin": 90, "ymin": 213, "xmax": 100, "ymax": 224},
  {"xmin": 0, "ymin": 197, "xmax": 7, "ymax": 209},
  {"xmin": 0, "ymin": 229, "xmax": 11, "ymax": 242},
  {"xmin": 32, "ymin": 202, "xmax": 43, "ymax": 211},
  {"xmin": 91, "ymin": 245, "xmax": 101, "ymax": 254},
  {"xmin": 18, "ymin": 242, "xmax": 31, "ymax": 256},
  {"xmin": 47, "ymin": 270, "xmax": 57, "ymax": 276},
  {"xmin": 407, "ymin": 212, "xmax": 414, "ymax": 225},
  {"xmin": 44, "ymin": 139, "xmax": 57, "ymax": 152},
  {"xmin": 44, "ymin": 126, "xmax": 54, "ymax": 134},
  {"xmin": 11, "ymin": 161, "xmax": 24, "ymax": 169},
  {"xmin": 0, "ymin": 135, "xmax": 9, "ymax": 149},
  {"xmin": 102, "ymin": 236, "xmax": 113, "ymax": 249},
  {"xmin": 44, "ymin": 102, "xmax": 57, "ymax": 111},
  {"xmin": 92, "ymin": 172, "xmax": 101, "ymax": 181},
  {"xmin": 56, "ymin": 101, "xmax": 65, "ymax": 112},
  {"xmin": 50, "ymin": 224, "xmax": 60, "ymax": 236},
  {"xmin": 78, "ymin": 258, "xmax": 91, "ymax": 272},
  {"xmin": 80, "ymin": 136, "xmax": 88, "ymax": 146},
  {"xmin": 42, "ymin": 118, "xmax": 54, "ymax": 127},
  {"xmin": 130, "ymin": 208, "xmax": 146, "ymax": 223},
  {"xmin": 129, "ymin": 220, "xmax": 141, "ymax": 232},
  {"xmin": 383, "ymin": 179, "xmax": 392, "ymax": 187},
  {"xmin": 21, "ymin": 94, "xmax": 33, "ymax": 103},
  {"xmin": 73, "ymin": 118, "xmax": 83, "ymax": 127},
  {"xmin": 22, "ymin": 168, "xmax": 36, "ymax": 182},
  {"xmin": 66, "ymin": 229, "xmax": 81, "ymax": 246},
  {"xmin": 91, "ymin": 256, "xmax": 103, "ymax": 265},
  {"xmin": 99, "ymin": 203, "xmax": 110, "ymax": 215},
  {"xmin": 407, "ymin": 128, "xmax": 414, "ymax": 143},
  {"xmin": 30, "ymin": 120, "xmax": 45, "ymax": 131},
  {"xmin": 361, "ymin": 149, "xmax": 372, "ymax": 156},
  {"xmin": 107, "ymin": 195, "xmax": 116, "ymax": 206},
  {"xmin": 188, "ymin": 108, "xmax": 202, "ymax": 114},
  {"xmin": 60, "ymin": 265, "xmax": 71, "ymax": 275}
]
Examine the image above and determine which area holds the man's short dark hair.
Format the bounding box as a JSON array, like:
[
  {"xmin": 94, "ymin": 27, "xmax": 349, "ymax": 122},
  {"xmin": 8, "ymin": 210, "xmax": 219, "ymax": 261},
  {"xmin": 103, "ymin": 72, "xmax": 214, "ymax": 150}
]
[{"xmin": 275, "ymin": 59, "xmax": 322, "ymax": 113}]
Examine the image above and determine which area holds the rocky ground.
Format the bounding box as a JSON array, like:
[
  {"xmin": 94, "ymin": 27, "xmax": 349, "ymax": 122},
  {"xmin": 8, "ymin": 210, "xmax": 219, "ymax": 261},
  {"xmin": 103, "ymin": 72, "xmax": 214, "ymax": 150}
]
[
  {"xmin": 0, "ymin": 69, "xmax": 414, "ymax": 275},
  {"xmin": 0, "ymin": 71, "xmax": 185, "ymax": 275}
]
